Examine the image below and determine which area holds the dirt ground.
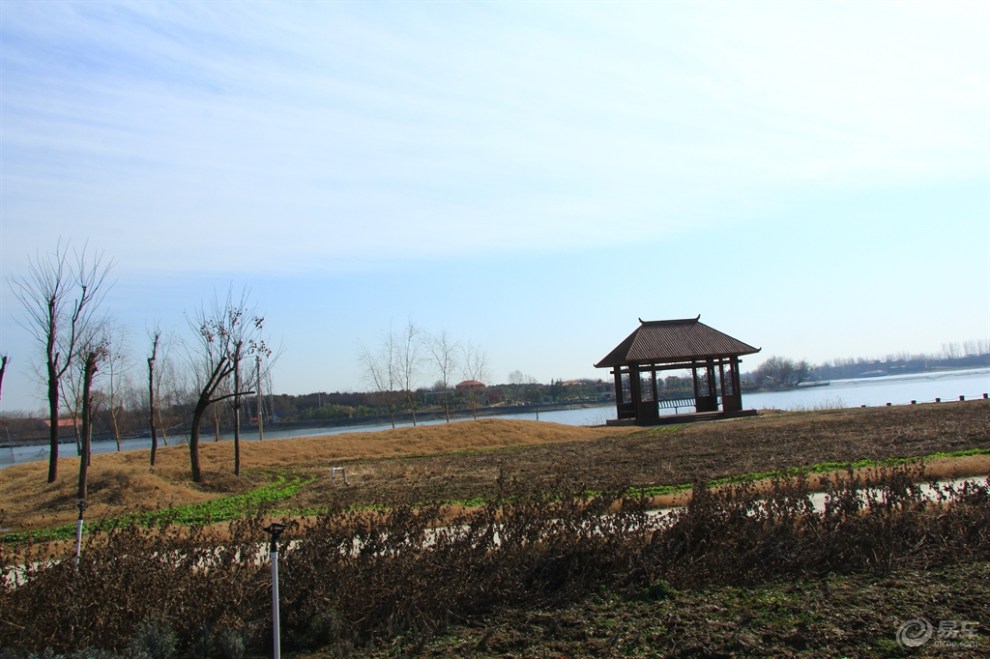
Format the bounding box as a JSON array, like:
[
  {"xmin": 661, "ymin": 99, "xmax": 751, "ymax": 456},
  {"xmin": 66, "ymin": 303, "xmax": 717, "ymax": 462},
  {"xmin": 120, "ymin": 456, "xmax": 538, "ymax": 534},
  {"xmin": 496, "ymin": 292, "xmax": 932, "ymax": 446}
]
[
  {"xmin": 300, "ymin": 401, "xmax": 990, "ymax": 510},
  {"xmin": 2, "ymin": 399, "xmax": 988, "ymax": 532},
  {"xmin": 356, "ymin": 561, "xmax": 990, "ymax": 658}
]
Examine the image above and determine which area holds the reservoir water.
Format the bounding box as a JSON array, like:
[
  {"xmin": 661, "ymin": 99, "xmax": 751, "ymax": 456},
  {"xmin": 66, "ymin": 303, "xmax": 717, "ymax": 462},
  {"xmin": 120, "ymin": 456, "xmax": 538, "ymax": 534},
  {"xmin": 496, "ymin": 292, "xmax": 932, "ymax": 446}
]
[{"xmin": 2, "ymin": 368, "xmax": 987, "ymax": 468}]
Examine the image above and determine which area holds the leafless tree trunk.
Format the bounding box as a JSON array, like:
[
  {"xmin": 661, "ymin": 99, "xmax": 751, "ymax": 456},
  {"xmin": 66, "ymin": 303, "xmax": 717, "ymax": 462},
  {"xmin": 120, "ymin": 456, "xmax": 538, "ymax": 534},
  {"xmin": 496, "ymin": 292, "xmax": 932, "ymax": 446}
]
[
  {"xmin": 77, "ymin": 349, "xmax": 103, "ymax": 500},
  {"xmin": 0, "ymin": 355, "xmax": 8, "ymax": 401},
  {"xmin": 12, "ymin": 241, "xmax": 113, "ymax": 482},
  {"xmin": 232, "ymin": 342, "xmax": 243, "ymax": 475},
  {"xmin": 425, "ymin": 330, "xmax": 458, "ymax": 423},
  {"xmin": 189, "ymin": 357, "xmax": 233, "ymax": 483},
  {"xmin": 147, "ymin": 330, "xmax": 161, "ymax": 466},
  {"xmin": 398, "ymin": 320, "xmax": 420, "ymax": 426},
  {"xmin": 212, "ymin": 398, "xmax": 224, "ymax": 443}
]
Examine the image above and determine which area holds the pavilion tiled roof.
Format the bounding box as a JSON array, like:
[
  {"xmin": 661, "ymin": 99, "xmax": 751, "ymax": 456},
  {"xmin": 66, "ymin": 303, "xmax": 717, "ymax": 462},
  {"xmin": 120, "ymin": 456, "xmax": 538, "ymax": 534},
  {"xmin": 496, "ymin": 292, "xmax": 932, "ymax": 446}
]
[{"xmin": 595, "ymin": 316, "xmax": 760, "ymax": 368}]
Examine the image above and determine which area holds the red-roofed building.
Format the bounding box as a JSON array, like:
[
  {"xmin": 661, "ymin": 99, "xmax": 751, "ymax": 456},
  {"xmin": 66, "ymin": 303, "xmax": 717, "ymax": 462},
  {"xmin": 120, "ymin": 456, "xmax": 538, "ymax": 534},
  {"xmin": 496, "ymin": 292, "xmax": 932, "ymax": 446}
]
[{"xmin": 455, "ymin": 380, "xmax": 485, "ymax": 391}]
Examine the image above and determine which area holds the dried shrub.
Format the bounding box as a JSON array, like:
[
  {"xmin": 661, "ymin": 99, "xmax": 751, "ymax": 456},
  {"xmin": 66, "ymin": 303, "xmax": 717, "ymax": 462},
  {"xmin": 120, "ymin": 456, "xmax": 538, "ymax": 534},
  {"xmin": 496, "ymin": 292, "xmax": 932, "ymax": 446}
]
[{"xmin": 2, "ymin": 467, "xmax": 987, "ymax": 656}]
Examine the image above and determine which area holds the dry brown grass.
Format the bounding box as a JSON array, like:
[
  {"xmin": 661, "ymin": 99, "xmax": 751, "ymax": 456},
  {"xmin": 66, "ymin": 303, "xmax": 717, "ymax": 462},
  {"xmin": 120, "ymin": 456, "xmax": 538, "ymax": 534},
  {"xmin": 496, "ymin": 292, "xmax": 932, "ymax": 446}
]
[
  {"xmin": 2, "ymin": 402, "xmax": 987, "ymax": 535},
  {"xmin": 0, "ymin": 419, "xmax": 638, "ymax": 531}
]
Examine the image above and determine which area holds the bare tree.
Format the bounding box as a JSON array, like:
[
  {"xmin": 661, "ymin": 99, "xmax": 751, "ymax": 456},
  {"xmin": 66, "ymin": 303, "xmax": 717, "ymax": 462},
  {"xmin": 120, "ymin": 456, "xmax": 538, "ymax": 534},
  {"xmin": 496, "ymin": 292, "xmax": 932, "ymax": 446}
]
[
  {"xmin": 360, "ymin": 331, "xmax": 400, "ymax": 428},
  {"xmin": 461, "ymin": 341, "xmax": 489, "ymax": 420},
  {"xmin": 186, "ymin": 291, "xmax": 268, "ymax": 482},
  {"xmin": 397, "ymin": 320, "xmax": 421, "ymax": 426},
  {"xmin": 253, "ymin": 355, "xmax": 266, "ymax": 440},
  {"xmin": 424, "ymin": 329, "xmax": 458, "ymax": 423},
  {"xmin": 227, "ymin": 299, "xmax": 271, "ymax": 476},
  {"xmin": 12, "ymin": 242, "xmax": 113, "ymax": 482},
  {"xmin": 147, "ymin": 329, "xmax": 162, "ymax": 466},
  {"xmin": 187, "ymin": 314, "xmax": 234, "ymax": 483},
  {"xmin": 753, "ymin": 356, "xmax": 810, "ymax": 389},
  {"xmin": 148, "ymin": 333, "xmax": 183, "ymax": 449},
  {"xmin": 360, "ymin": 321, "xmax": 421, "ymax": 427},
  {"xmin": 102, "ymin": 324, "xmax": 129, "ymax": 451}
]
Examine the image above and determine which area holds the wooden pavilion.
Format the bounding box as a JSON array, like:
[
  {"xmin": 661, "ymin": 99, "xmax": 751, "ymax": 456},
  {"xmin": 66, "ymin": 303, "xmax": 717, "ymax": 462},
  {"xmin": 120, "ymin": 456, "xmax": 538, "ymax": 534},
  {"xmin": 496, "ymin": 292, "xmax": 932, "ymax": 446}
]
[{"xmin": 595, "ymin": 316, "xmax": 760, "ymax": 425}]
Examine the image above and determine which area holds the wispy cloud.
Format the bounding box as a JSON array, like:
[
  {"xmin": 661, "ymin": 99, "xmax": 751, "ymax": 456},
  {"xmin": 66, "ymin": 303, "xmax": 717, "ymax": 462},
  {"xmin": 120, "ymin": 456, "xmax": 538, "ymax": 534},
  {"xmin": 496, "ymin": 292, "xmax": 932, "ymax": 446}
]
[{"xmin": 2, "ymin": 0, "xmax": 987, "ymax": 277}]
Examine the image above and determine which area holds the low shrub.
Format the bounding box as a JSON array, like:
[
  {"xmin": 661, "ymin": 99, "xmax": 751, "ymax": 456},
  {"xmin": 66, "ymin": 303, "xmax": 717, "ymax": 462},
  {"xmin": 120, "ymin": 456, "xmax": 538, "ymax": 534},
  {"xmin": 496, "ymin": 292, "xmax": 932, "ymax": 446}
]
[{"xmin": 2, "ymin": 468, "xmax": 987, "ymax": 655}]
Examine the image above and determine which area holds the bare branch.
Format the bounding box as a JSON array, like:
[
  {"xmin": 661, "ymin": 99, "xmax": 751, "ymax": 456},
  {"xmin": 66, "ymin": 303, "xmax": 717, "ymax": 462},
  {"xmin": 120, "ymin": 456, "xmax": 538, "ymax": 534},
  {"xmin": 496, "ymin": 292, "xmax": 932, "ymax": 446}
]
[{"xmin": 11, "ymin": 240, "xmax": 114, "ymax": 482}]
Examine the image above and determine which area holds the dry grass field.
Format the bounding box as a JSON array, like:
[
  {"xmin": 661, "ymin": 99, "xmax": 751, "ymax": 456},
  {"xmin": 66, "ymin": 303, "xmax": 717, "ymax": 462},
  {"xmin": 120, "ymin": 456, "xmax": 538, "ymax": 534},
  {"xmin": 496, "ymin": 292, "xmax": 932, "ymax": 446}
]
[
  {"xmin": 2, "ymin": 400, "xmax": 987, "ymax": 534},
  {"xmin": 0, "ymin": 419, "xmax": 639, "ymax": 532}
]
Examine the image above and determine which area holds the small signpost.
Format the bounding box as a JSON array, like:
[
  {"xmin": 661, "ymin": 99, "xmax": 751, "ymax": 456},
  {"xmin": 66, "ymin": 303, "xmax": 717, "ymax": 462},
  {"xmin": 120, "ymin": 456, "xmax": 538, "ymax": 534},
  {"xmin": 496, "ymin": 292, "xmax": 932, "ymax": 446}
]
[{"xmin": 329, "ymin": 466, "xmax": 349, "ymax": 485}]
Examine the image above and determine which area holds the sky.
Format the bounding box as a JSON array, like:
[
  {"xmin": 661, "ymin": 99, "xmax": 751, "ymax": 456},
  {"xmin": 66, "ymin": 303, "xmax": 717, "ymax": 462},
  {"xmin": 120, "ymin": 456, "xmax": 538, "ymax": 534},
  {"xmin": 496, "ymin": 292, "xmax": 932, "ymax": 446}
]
[{"xmin": 1, "ymin": 0, "xmax": 988, "ymax": 414}]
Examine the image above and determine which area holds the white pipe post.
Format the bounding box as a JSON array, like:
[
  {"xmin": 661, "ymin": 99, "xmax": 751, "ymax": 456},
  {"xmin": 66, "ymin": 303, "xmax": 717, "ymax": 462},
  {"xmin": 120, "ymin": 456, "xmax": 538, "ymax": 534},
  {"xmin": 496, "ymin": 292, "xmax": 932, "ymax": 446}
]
[
  {"xmin": 271, "ymin": 549, "xmax": 280, "ymax": 659},
  {"xmin": 265, "ymin": 523, "xmax": 286, "ymax": 659},
  {"xmin": 256, "ymin": 355, "xmax": 265, "ymax": 441},
  {"xmin": 74, "ymin": 500, "xmax": 86, "ymax": 571}
]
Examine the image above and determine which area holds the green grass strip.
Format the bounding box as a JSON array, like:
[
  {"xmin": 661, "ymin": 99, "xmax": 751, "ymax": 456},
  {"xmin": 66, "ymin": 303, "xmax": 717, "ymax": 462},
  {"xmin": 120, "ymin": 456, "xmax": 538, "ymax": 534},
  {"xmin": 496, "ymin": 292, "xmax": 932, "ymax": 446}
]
[
  {"xmin": 0, "ymin": 474, "xmax": 315, "ymax": 545},
  {"xmin": 6, "ymin": 447, "xmax": 987, "ymax": 543},
  {"xmin": 629, "ymin": 447, "xmax": 990, "ymax": 499}
]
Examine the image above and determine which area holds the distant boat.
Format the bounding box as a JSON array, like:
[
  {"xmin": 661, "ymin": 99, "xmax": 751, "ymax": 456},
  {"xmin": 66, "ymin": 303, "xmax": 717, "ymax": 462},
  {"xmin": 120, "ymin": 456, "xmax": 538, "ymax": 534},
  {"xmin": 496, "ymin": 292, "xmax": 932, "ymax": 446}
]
[
  {"xmin": 797, "ymin": 380, "xmax": 831, "ymax": 388},
  {"xmin": 858, "ymin": 369, "xmax": 889, "ymax": 378}
]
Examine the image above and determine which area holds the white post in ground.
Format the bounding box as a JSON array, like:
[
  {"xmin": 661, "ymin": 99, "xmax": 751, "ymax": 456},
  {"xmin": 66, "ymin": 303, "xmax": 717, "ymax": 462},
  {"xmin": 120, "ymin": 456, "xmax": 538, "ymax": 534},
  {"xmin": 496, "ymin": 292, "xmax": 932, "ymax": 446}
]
[
  {"xmin": 256, "ymin": 354, "xmax": 265, "ymax": 442},
  {"xmin": 74, "ymin": 499, "xmax": 87, "ymax": 571},
  {"xmin": 265, "ymin": 523, "xmax": 286, "ymax": 659}
]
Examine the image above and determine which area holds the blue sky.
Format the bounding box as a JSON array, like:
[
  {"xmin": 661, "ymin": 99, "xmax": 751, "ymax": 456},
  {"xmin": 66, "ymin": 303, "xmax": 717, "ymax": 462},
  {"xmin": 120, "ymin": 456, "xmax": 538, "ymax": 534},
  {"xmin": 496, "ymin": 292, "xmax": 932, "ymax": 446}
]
[{"xmin": 1, "ymin": 0, "xmax": 988, "ymax": 414}]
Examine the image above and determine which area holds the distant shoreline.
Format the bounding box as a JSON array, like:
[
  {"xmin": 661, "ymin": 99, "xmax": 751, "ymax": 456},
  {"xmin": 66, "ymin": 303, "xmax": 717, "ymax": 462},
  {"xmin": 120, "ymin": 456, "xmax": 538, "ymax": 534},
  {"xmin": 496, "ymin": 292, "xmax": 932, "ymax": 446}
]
[{"xmin": 0, "ymin": 400, "xmax": 605, "ymax": 449}]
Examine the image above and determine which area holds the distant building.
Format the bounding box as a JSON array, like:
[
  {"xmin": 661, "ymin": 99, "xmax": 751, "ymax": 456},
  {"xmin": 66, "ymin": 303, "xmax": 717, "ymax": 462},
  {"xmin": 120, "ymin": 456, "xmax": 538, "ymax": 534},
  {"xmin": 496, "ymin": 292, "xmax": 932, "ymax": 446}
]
[
  {"xmin": 455, "ymin": 379, "xmax": 486, "ymax": 390},
  {"xmin": 40, "ymin": 417, "xmax": 77, "ymax": 438},
  {"xmin": 41, "ymin": 418, "xmax": 76, "ymax": 429}
]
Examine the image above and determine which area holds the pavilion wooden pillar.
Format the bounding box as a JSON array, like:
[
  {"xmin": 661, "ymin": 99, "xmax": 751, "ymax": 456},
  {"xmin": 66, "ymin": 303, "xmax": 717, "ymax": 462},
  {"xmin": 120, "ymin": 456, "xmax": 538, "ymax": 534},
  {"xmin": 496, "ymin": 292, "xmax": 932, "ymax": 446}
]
[
  {"xmin": 632, "ymin": 364, "xmax": 659, "ymax": 424},
  {"xmin": 694, "ymin": 358, "xmax": 718, "ymax": 412},
  {"xmin": 721, "ymin": 356, "xmax": 744, "ymax": 412}
]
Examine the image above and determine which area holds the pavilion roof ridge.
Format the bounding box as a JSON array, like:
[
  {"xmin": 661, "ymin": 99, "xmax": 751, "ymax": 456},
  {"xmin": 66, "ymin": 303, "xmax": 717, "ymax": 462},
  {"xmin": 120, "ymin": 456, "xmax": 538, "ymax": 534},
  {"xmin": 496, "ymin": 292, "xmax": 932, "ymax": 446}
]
[
  {"xmin": 595, "ymin": 316, "xmax": 759, "ymax": 368},
  {"xmin": 638, "ymin": 315, "xmax": 701, "ymax": 326}
]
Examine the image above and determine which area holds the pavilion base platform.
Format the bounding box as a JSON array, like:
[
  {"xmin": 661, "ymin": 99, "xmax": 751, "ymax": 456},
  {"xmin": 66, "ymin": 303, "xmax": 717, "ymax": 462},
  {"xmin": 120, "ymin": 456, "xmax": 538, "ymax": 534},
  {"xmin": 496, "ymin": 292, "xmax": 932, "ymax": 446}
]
[{"xmin": 605, "ymin": 408, "xmax": 759, "ymax": 427}]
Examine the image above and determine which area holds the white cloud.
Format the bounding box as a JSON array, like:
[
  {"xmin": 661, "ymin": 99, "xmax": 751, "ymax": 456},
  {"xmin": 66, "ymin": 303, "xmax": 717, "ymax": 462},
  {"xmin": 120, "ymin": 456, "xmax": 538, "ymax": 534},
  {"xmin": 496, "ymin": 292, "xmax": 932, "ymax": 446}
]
[{"xmin": 2, "ymin": 0, "xmax": 987, "ymax": 279}]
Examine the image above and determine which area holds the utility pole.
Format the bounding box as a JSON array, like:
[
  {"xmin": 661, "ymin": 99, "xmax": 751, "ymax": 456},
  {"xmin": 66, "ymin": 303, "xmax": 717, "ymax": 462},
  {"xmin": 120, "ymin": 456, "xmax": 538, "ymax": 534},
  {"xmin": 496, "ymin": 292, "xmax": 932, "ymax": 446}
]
[{"xmin": 256, "ymin": 355, "xmax": 264, "ymax": 441}]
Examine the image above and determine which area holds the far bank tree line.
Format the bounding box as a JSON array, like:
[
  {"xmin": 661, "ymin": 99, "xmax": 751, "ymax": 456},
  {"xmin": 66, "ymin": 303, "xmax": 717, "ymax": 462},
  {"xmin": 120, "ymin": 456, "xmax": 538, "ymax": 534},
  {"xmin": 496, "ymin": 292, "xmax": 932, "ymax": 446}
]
[
  {"xmin": 355, "ymin": 320, "xmax": 614, "ymax": 428},
  {"xmin": 279, "ymin": 376, "xmax": 613, "ymax": 427},
  {"xmin": 747, "ymin": 345, "xmax": 990, "ymax": 390}
]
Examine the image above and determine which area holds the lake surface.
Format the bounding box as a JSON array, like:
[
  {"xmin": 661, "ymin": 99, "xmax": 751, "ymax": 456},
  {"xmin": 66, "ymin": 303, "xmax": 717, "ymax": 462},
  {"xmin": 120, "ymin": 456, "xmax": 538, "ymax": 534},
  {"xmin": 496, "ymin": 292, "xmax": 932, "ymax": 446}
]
[{"xmin": 2, "ymin": 368, "xmax": 987, "ymax": 468}]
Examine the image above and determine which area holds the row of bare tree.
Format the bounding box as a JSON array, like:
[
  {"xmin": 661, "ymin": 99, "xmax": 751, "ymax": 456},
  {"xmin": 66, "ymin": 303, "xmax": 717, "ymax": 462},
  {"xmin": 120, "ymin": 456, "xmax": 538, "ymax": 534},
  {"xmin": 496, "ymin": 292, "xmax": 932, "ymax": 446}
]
[
  {"xmin": 8, "ymin": 241, "xmax": 272, "ymax": 486},
  {"xmin": 359, "ymin": 320, "xmax": 489, "ymax": 427}
]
